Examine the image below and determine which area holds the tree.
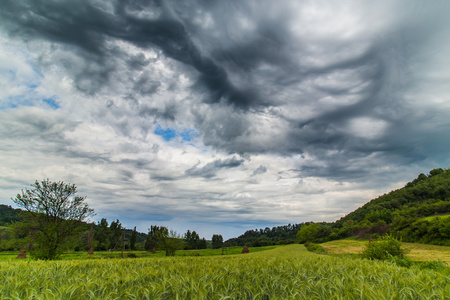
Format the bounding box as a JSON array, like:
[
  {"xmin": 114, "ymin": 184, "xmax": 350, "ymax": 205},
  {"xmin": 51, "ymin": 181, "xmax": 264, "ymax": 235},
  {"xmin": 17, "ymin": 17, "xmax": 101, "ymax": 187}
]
[
  {"xmin": 12, "ymin": 179, "xmax": 94, "ymax": 259},
  {"xmin": 109, "ymin": 219, "xmax": 123, "ymax": 250},
  {"xmin": 296, "ymin": 223, "xmax": 331, "ymax": 244},
  {"xmin": 95, "ymin": 218, "xmax": 109, "ymax": 250},
  {"xmin": 212, "ymin": 234, "xmax": 223, "ymax": 249},
  {"xmin": 154, "ymin": 226, "xmax": 183, "ymax": 256},
  {"xmin": 130, "ymin": 226, "xmax": 137, "ymax": 250},
  {"xmin": 145, "ymin": 225, "xmax": 160, "ymax": 251},
  {"xmin": 185, "ymin": 230, "xmax": 201, "ymax": 249}
]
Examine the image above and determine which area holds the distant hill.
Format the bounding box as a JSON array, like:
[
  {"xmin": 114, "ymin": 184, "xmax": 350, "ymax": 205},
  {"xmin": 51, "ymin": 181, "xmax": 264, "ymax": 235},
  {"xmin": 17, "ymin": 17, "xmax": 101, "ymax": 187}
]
[
  {"xmin": 227, "ymin": 168, "xmax": 450, "ymax": 247},
  {"xmin": 0, "ymin": 205, "xmax": 22, "ymax": 226},
  {"xmin": 295, "ymin": 168, "xmax": 450, "ymax": 246}
]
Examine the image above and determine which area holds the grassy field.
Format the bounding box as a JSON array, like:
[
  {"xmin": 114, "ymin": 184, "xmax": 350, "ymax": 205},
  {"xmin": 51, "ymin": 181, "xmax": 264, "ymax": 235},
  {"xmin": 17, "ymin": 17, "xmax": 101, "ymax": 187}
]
[
  {"xmin": 321, "ymin": 239, "xmax": 450, "ymax": 264},
  {"xmin": 1, "ymin": 244, "xmax": 449, "ymax": 299},
  {"xmin": 0, "ymin": 246, "xmax": 276, "ymax": 262}
]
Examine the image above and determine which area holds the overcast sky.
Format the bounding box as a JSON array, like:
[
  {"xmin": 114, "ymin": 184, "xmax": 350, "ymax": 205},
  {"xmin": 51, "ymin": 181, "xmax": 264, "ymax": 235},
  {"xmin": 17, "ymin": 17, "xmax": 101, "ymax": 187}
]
[{"xmin": 1, "ymin": 0, "xmax": 449, "ymax": 240}]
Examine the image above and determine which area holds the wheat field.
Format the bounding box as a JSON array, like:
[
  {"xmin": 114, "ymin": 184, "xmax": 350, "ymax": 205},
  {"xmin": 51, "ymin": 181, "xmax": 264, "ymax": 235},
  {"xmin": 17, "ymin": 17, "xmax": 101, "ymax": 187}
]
[{"xmin": 1, "ymin": 244, "xmax": 448, "ymax": 299}]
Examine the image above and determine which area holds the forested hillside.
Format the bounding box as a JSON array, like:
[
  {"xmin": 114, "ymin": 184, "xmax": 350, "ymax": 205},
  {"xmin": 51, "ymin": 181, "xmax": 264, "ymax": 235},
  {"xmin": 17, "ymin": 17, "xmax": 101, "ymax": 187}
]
[
  {"xmin": 298, "ymin": 168, "xmax": 450, "ymax": 245},
  {"xmin": 0, "ymin": 205, "xmax": 22, "ymax": 226},
  {"xmin": 224, "ymin": 223, "xmax": 303, "ymax": 247}
]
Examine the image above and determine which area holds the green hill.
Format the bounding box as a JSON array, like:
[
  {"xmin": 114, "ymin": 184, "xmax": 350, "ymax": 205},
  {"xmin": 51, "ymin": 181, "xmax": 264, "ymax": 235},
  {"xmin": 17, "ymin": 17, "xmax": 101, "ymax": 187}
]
[{"xmin": 296, "ymin": 168, "xmax": 450, "ymax": 245}]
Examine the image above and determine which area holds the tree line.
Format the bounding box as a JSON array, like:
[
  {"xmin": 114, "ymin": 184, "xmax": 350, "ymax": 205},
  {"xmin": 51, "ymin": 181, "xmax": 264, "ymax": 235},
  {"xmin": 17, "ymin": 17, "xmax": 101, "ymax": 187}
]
[
  {"xmin": 224, "ymin": 223, "xmax": 303, "ymax": 247},
  {"xmin": 1, "ymin": 179, "xmax": 224, "ymax": 259}
]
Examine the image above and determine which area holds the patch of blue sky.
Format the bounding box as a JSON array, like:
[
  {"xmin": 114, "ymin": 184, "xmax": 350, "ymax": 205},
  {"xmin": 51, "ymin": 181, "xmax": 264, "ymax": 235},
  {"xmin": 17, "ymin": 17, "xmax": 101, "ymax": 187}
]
[
  {"xmin": 1, "ymin": 94, "xmax": 59, "ymax": 110},
  {"xmin": 43, "ymin": 97, "xmax": 60, "ymax": 109},
  {"xmin": 154, "ymin": 125, "xmax": 199, "ymax": 143}
]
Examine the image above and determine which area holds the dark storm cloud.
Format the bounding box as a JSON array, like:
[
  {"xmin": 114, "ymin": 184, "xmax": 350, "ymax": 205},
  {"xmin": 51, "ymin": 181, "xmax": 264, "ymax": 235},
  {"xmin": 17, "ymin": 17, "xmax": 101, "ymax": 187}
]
[
  {"xmin": 0, "ymin": 0, "xmax": 260, "ymax": 108},
  {"xmin": 185, "ymin": 156, "xmax": 244, "ymax": 178},
  {"xmin": 1, "ymin": 0, "xmax": 450, "ymax": 183}
]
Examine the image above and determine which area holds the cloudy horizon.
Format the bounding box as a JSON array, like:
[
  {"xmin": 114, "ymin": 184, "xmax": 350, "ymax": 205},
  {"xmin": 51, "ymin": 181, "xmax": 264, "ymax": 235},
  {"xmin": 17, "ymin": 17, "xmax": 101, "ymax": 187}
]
[{"xmin": 1, "ymin": 0, "xmax": 450, "ymax": 239}]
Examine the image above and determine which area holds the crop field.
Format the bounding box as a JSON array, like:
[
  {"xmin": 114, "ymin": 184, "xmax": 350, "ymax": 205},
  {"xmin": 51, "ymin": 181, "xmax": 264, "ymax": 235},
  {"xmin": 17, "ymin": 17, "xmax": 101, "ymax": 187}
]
[{"xmin": 1, "ymin": 244, "xmax": 449, "ymax": 299}]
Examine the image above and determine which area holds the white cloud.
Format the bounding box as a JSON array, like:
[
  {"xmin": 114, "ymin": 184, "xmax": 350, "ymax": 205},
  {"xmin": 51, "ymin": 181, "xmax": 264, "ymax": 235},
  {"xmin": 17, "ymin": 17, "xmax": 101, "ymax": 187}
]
[{"xmin": 1, "ymin": 0, "xmax": 450, "ymax": 239}]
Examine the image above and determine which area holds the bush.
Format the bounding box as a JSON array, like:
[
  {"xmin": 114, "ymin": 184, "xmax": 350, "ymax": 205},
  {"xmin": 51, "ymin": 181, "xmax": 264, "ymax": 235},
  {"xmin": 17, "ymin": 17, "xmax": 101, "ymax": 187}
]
[
  {"xmin": 304, "ymin": 242, "xmax": 326, "ymax": 254},
  {"xmin": 362, "ymin": 234, "xmax": 406, "ymax": 260},
  {"xmin": 419, "ymin": 259, "xmax": 448, "ymax": 270}
]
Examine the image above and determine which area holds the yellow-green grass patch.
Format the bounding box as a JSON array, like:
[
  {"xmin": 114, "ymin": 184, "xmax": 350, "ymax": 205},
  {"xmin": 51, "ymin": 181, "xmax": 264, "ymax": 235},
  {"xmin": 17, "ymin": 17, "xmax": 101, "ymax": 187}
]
[
  {"xmin": 320, "ymin": 239, "xmax": 365, "ymax": 255},
  {"xmin": 321, "ymin": 239, "xmax": 450, "ymax": 264},
  {"xmin": 403, "ymin": 243, "xmax": 450, "ymax": 264}
]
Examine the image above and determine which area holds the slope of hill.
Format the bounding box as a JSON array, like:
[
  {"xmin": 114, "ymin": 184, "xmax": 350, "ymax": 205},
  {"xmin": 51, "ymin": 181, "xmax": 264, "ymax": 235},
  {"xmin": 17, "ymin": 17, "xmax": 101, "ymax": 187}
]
[
  {"xmin": 230, "ymin": 168, "xmax": 450, "ymax": 246},
  {"xmin": 296, "ymin": 168, "xmax": 450, "ymax": 245}
]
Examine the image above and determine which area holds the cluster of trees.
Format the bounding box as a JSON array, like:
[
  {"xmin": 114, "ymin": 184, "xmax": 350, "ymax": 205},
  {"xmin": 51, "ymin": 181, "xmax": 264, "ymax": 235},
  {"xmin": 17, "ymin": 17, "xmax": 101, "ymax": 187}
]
[
  {"xmin": 92, "ymin": 219, "xmax": 146, "ymax": 251},
  {"xmin": 1, "ymin": 179, "xmax": 227, "ymax": 259},
  {"xmin": 184, "ymin": 230, "xmax": 207, "ymax": 250},
  {"xmin": 224, "ymin": 223, "xmax": 303, "ymax": 247},
  {"xmin": 297, "ymin": 168, "xmax": 450, "ymax": 246}
]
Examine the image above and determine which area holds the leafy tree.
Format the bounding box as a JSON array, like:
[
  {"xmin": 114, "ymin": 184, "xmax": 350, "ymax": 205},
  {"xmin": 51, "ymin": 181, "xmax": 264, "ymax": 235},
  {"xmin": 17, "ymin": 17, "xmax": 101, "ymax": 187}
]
[
  {"xmin": 12, "ymin": 179, "xmax": 94, "ymax": 259},
  {"xmin": 212, "ymin": 234, "xmax": 223, "ymax": 249},
  {"xmin": 198, "ymin": 237, "xmax": 207, "ymax": 249},
  {"xmin": 145, "ymin": 225, "xmax": 160, "ymax": 251},
  {"xmin": 109, "ymin": 219, "xmax": 123, "ymax": 250},
  {"xmin": 155, "ymin": 227, "xmax": 183, "ymax": 256},
  {"xmin": 296, "ymin": 223, "xmax": 331, "ymax": 244},
  {"xmin": 95, "ymin": 218, "xmax": 109, "ymax": 250},
  {"xmin": 130, "ymin": 226, "xmax": 137, "ymax": 250}
]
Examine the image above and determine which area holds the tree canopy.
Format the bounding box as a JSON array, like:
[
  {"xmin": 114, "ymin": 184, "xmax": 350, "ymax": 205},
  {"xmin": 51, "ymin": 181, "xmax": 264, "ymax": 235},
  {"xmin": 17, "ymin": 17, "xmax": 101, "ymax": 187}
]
[{"xmin": 12, "ymin": 179, "xmax": 94, "ymax": 259}]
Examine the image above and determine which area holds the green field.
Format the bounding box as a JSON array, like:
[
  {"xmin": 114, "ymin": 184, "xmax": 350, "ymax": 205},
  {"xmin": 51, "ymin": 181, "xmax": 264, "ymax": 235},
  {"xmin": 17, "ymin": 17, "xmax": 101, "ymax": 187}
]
[
  {"xmin": 1, "ymin": 244, "xmax": 448, "ymax": 299},
  {"xmin": 0, "ymin": 246, "xmax": 276, "ymax": 262}
]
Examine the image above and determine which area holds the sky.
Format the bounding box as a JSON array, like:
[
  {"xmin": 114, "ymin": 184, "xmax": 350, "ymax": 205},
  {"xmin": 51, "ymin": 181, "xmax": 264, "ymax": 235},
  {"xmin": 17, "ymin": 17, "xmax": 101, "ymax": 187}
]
[{"xmin": 1, "ymin": 0, "xmax": 450, "ymax": 240}]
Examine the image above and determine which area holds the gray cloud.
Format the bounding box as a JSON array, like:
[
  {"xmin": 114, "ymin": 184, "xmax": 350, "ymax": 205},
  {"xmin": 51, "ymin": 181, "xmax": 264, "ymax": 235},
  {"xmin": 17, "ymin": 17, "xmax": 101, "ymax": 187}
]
[
  {"xmin": 185, "ymin": 156, "xmax": 244, "ymax": 178},
  {"xmin": 1, "ymin": 0, "xmax": 450, "ymax": 238},
  {"xmin": 252, "ymin": 165, "xmax": 267, "ymax": 177}
]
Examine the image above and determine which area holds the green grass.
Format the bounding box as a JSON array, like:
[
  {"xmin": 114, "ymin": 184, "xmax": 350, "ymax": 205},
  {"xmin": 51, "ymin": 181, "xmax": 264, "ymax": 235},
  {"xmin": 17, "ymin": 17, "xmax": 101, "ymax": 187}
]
[
  {"xmin": 1, "ymin": 244, "xmax": 448, "ymax": 299},
  {"xmin": 0, "ymin": 246, "xmax": 276, "ymax": 262}
]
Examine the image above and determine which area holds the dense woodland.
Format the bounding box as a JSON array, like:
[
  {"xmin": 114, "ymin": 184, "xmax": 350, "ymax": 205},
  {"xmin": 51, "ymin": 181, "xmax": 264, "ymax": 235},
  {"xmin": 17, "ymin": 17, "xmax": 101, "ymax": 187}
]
[{"xmin": 1, "ymin": 168, "xmax": 449, "ymax": 252}]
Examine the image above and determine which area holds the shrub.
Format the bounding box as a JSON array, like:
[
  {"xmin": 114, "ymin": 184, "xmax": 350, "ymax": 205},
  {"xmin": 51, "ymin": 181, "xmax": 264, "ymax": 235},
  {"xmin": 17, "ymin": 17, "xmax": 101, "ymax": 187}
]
[
  {"xmin": 362, "ymin": 234, "xmax": 406, "ymax": 260},
  {"xmin": 304, "ymin": 242, "xmax": 326, "ymax": 254},
  {"xmin": 419, "ymin": 259, "xmax": 448, "ymax": 271}
]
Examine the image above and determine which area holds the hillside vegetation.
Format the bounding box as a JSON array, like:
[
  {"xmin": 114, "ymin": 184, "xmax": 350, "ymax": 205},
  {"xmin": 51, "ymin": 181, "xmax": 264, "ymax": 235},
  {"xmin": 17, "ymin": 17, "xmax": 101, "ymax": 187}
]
[{"xmin": 298, "ymin": 168, "xmax": 450, "ymax": 245}]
